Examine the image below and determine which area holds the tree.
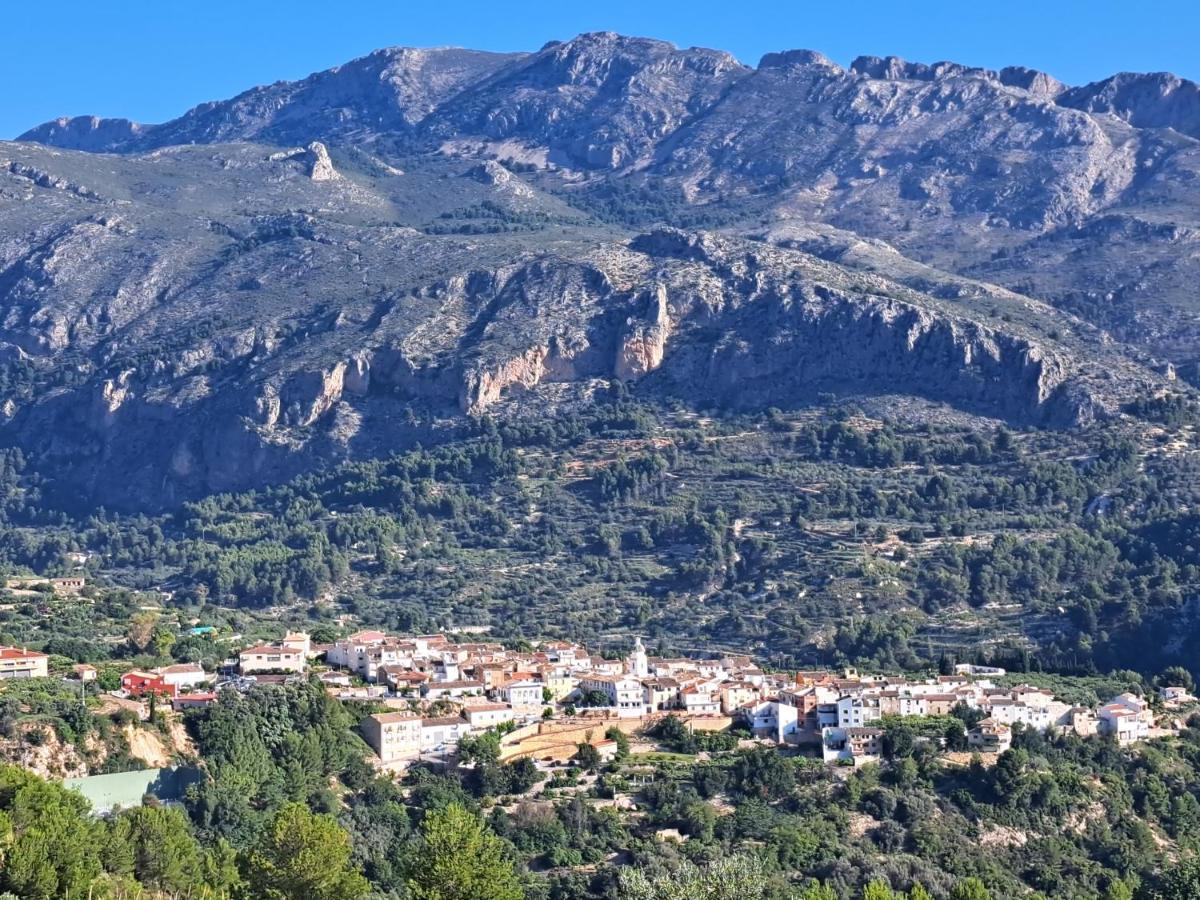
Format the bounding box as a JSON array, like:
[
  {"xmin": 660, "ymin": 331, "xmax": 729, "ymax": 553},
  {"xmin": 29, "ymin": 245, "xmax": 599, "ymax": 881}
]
[
  {"xmin": 1147, "ymin": 859, "xmax": 1200, "ymax": 899},
  {"xmin": 682, "ymin": 801, "xmax": 717, "ymax": 842},
  {"xmin": 863, "ymin": 881, "xmax": 897, "ymax": 900},
  {"xmin": 244, "ymin": 802, "xmax": 368, "ymax": 900},
  {"xmin": 0, "ymin": 767, "xmax": 104, "ymax": 899},
  {"xmin": 1155, "ymin": 665, "xmax": 1196, "ymax": 694},
  {"xmin": 406, "ymin": 803, "xmax": 522, "ymax": 900},
  {"xmin": 152, "ymin": 629, "xmax": 177, "ymax": 659},
  {"xmin": 944, "ymin": 719, "xmax": 968, "ymax": 751},
  {"xmin": 126, "ymin": 611, "xmax": 159, "ymax": 653},
  {"xmin": 574, "ymin": 742, "xmax": 602, "ymax": 770},
  {"xmin": 606, "ymin": 726, "xmax": 630, "ymax": 761},
  {"xmin": 729, "ymin": 747, "xmax": 795, "ymax": 800},
  {"xmin": 458, "ymin": 731, "xmax": 501, "ymax": 767},
  {"xmin": 949, "ymin": 878, "xmax": 992, "ymax": 900},
  {"xmin": 120, "ymin": 805, "xmax": 204, "ymax": 895},
  {"xmin": 799, "ymin": 883, "xmax": 838, "ymax": 900},
  {"xmin": 618, "ymin": 854, "xmax": 768, "ymax": 900}
]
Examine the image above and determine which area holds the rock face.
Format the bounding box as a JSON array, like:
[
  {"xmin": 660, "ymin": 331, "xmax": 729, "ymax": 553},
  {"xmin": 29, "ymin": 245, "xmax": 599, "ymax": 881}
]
[
  {"xmin": 615, "ymin": 285, "xmax": 671, "ymax": 380},
  {"xmin": 19, "ymin": 32, "xmax": 1200, "ymax": 363},
  {"xmin": 17, "ymin": 116, "xmax": 147, "ymax": 152},
  {"xmin": 305, "ymin": 141, "xmax": 339, "ymax": 181},
  {"xmin": 1059, "ymin": 72, "xmax": 1200, "ymax": 138},
  {"xmin": 3, "ymin": 33, "xmax": 1195, "ymax": 508}
]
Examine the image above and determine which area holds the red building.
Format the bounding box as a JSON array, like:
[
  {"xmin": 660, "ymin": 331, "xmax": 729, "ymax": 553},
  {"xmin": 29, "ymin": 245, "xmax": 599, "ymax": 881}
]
[{"xmin": 121, "ymin": 670, "xmax": 177, "ymax": 699}]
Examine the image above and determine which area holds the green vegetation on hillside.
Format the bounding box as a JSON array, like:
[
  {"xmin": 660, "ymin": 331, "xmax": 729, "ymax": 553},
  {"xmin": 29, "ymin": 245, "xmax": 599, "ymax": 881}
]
[
  {"xmin": 1, "ymin": 677, "xmax": 1200, "ymax": 897},
  {"xmin": 0, "ymin": 396, "xmax": 1198, "ymax": 679}
]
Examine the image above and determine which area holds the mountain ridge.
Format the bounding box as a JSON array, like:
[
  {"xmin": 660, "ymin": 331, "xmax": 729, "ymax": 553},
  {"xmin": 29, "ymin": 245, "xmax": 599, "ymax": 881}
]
[
  {"xmin": 20, "ymin": 33, "xmax": 1200, "ymax": 153},
  {"xmin": 3, "ymin": 32, "xmax": 1198, "ymax": 509}
]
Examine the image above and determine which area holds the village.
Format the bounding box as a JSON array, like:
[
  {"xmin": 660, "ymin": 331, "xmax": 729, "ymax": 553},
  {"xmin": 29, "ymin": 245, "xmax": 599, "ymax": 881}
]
[{"xmin": 1, "ymin": 619, "xmax": 1184, "ymax": 774}]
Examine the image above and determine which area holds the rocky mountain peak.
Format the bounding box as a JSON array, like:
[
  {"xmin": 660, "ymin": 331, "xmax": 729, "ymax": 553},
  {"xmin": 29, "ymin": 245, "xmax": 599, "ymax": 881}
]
[
  {"xmin": 1059, "ymin": 71, "xmax": 1200, "ymax": 138},
  {"xmin": 997, "ymin": 66, "xmax": 1065, "ymax": 98},
  {"xmin": 848, "ymin": 54, "xmax": 992, "ymax": 83},
  {"xmin": 4, "ymin": 33, "xmax": 1198, "ymax": 506},
  {"xmin": 757, "ymin": 49, "xmax": 841, "ymax": 72},
  {"xmin": 17, "ymin": 115, "xmax": 148, "ymax": 152}
]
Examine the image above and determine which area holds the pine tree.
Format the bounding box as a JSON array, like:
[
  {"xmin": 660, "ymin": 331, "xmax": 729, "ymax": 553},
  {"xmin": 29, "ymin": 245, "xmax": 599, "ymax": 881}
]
[{"xmin": 406, "ymin": 803, "xmax": 522, "ymax": 900}]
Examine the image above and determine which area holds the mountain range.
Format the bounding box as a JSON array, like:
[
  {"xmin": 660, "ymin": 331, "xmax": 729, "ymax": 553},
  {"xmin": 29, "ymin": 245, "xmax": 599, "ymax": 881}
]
[{"xmin": 5, "ymin": 32, "xmax": 1200, "ymax": 508}]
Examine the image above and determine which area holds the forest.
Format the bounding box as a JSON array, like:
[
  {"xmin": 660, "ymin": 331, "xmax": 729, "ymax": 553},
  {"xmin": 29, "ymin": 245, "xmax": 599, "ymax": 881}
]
[{"xmin": 0, "ymin": 393, "xmax": 1197, "ymax": 680}]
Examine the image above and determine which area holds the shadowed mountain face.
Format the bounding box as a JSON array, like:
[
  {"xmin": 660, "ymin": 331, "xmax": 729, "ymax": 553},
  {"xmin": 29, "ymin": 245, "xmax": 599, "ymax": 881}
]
[{"xmin": 5, "ymin": 32, "xmax": 1199, "ymax": 508}]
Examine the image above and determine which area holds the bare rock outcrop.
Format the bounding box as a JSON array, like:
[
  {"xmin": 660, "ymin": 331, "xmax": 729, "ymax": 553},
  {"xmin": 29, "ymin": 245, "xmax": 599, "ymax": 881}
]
[
  {"xmin": 616, "ymin": 285, "xmax": 672, "ymax": 379},
  {"xmin": 93, "ymin": 370, "xmax": 135, "ymax": 429},
  {"xmin": 305, "ymin": 141, "xmax": 340, "ymax": 181},
  {"xmin": 281, "ymin": 363, "xmax": 348, "ymax": 426}
]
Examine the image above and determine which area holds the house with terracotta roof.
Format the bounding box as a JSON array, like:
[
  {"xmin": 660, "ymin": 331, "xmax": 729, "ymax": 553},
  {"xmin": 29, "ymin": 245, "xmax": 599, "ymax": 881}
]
[
  {"xmin": 720, "ymin": 681, "xmax": 760, "ymax": 714},
  {"xmin": 968, "ymin": 718, "xmax": 1013, "ymax": 753},
  {"xmin": 172, "ymin": 692, "xmax": 217, "ymax": 712},
  {"xmin": 0, "ymin": 646, "xmax": 48, "ymax": 680},
  {"xmin": 680, "ymin": 685, "xmax": 720, "ymax": 715},
  {"xmin": 154, "ymin": 663, "xmax": 208, "ymax": 690},
  {"xmin": 121, "ymin": 670, "xmax": 177, "ymax": 699},
  {"xmin": 239, "ymin": 642, "xmax": 306, "ymax": 674},
  {"xmin": 1099, "ymin": 702, "xmax": 1150, "ymax": 745}
]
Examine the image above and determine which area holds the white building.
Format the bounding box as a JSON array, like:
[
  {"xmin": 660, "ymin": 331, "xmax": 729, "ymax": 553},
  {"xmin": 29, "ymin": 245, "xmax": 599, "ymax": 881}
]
[
  {"xmin": 578, "ymin": 674, "xmax": 646, "ymax": 717},
  {"xmin": 239, "ymin": 643, "xmax": 306, "ymax": 674},
  {"xmin": 968, "ymin": 718, "xmax": 1013, "ymax": 753},
  {"xmin": 627, "ymin": 636, "xmax": 649, "ymax": 678},
  {"xmin": 154, "ymin": 663, "xmax": 208, "ymax": 690},
  {"xmin": 463, "ymin": 703, "xmax": 516, "ymax": 730},
  {"xmin": 1160, "ymin": 685, "xmax": 1195, "ymax": 705},
  {"xmin": 979, "ymin": 698, "xmax": 1052, "ymax": 731},
  {"xmin": 420, "ymin": 716, "xmax": 471, "ymax": 754},
  {"xmin": 822, "ymin": 726, "xmax": 883, "ymax": 764},
  {"xmin": 837, "ymin": 695, "xmax": 881, "ymax": 729},
  {"xmin": 328, "ymin": 631, "xmax": 387, "ymax": 678},
  {"xmin": 422, "ymin": 679, "xmax": 484, "ymax": 700},
  {"xmin": 642, "ymin": 678, "xmax": 680, "ymax": 711},
  {"xmin": 499, "ymin": 680, "xmax": 544, "ymax": 709},
  {"xmin": 1099, "ymin": 703, "xmax": 1150, "ymax": 746},
  {"xmin": 681, "ymin": 686, "xmax": 721, "ymax": 715},
  {"xmin": 0, "ymin": 647, "xmax": 49, "ymax": 680},
  {"xmin": 361, "ymin": 712, "xmax": 422, "ymax": 763},
  {"xmin": 739, "ymin": 699, "xmax": 783, "ymax": 738},
  {"xmin": 281, "ymin": 632, "xmax": 312, "ymax": 656}
]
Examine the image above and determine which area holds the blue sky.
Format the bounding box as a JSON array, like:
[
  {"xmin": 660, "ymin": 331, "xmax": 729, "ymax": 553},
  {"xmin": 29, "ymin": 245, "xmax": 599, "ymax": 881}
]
[{"xmin": 5, "ymin": 0, "xmax": 1198, "ymax": 138}]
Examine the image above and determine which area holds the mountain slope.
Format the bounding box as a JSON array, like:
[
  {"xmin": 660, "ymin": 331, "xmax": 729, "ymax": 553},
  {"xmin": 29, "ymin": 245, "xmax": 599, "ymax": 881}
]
[{"xmin": 7, "ymin": 33, "xmax": 1200, "ymax": 509}]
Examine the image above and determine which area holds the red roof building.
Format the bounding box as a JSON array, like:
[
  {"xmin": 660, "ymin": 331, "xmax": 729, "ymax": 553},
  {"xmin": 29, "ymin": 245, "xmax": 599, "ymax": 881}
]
[{"xmin": 121, "ymin": 670, "xmax": 177, "ymax": 699}]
